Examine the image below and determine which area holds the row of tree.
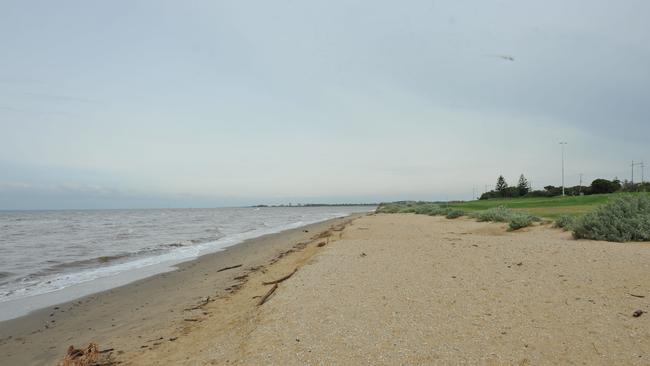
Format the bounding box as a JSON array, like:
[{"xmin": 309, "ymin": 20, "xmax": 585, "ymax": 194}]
[{"xmin": 480, "ymin": 175, "xmax": 649, "ymax": 200}]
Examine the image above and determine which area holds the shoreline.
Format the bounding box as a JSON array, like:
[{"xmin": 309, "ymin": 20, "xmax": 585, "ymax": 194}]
[
  {"xmin": 0, "ymin": 210, "xmax": 369, "ymax": 322},
  {"xmin": 0, "ymin": 213, "xmax": 365, "ymax": 365}
]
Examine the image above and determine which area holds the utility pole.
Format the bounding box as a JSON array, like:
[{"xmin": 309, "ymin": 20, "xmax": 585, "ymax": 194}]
[
  {"xmin": 472, "ymin": 186, "xmax": 476, "ymax": 200},
  {"xmin": 578, "ymin": 173, "xmax": 583, "ymax": 194},
  {"xmin": 631, "ymin": 160, "xmax": 635, "ymax": 185},
  {"xmin": 640, "ymin": 162, "xmax": 645, "ymax": 184},
  {"xmin": 559, "ymin": 142, "xmax": 567, "ymax": 196}
]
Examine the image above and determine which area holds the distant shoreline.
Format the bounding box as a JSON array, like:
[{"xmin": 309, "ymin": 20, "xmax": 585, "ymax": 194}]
[{"xmin": 251, "ymin": 203, "xmax": 378, "ymax": 208}]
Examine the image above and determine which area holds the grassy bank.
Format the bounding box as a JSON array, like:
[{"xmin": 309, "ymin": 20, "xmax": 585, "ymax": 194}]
[
  {"xmin": 380, "ymin": 193, "xmax": 650, "ymax": 220},
  {"xmin": 447, "ymin": 193, "xmax": 639, "ymax": 219}
]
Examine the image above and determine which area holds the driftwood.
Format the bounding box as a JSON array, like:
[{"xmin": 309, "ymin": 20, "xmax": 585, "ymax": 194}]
[
  {"xmin": 262, "ymin": 268, "xmax": 297, "ymax": 285},
  {"xmin": 257, "ymin": 283, "xmax": 278, "ymax": 306},
  {"xmin": 57, "ymin": 343, "xmax": 99, "ymax": 366},
  {"xmin": 217, "ymin": 264, "xmax": 243, "ymax": 272},
  {"xmin": 184, "ymin": 297, "xmax": 212, "ymax": 311},
  {"xmin": 316, "ymin": 230, "xmax": 332, "ymax": 239}
]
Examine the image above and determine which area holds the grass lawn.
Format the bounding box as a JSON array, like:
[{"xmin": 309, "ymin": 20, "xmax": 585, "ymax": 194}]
[{"xmin": 447, "ymin": 193, "xmax": 648, "ymax": 219}]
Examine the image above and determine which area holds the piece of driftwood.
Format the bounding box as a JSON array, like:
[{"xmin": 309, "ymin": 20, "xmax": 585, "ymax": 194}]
[
  {"xmin": 57, "ymin": 343, "xmax": 99, "ymax": 366},
  {"xmin": 262, "ymin": 268, "xmax": 297, "ymax": 285},
  {"xmin": 217, "ymin": 264, "xmax": 243, "ymax": 272},
  {"xmin": 257, "ymin": 283, "xmax": 278, "ymax": 306},
  {"xmin": 184, "ymin": 296, "xmax": 212, "ymax": 311},
  {"xmin": 316, "ymin": 230, "xmax": 332, "ymax": 239}
]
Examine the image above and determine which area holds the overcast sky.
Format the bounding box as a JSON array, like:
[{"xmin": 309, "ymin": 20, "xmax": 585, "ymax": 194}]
[{"xmin": 1, "ymin": 1, "xmax": 649, "ymax": 209}]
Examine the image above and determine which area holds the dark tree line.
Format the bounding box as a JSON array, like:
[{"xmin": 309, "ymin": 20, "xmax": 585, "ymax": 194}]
[{"xmin": 479, "ymin": 175, "xmax": 647, "ymax": 200}]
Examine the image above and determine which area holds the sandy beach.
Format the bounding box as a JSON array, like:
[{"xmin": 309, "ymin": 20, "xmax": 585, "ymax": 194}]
[{"xmin": 2, "ymin": 213, "xmax": 649, "ymax": 365}]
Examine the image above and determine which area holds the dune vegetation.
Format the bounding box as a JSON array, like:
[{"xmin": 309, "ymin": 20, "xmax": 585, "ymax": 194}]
[{"xmin": 376, "ymin": 192, "xmax": 650, "ymax": 240}]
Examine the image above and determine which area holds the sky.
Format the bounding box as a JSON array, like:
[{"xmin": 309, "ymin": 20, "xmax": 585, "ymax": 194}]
[{"xmin": 1, "ymin": 0, "xmax": 649, "ymax": 209}]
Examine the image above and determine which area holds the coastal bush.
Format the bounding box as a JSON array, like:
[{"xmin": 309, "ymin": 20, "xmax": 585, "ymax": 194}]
[
  {"xmin": 376, "ymin": 203, "xmax": 402, "ymax": 213},
  {"xmin": 572, "ymin": 195, "xmax": 650, "ymax": 242},
  {"xmin": 471, "ymin": 206, "xmax": 513, "ymax": 222},
  {"xmin": 414, "ymin": 204, "xmax": 443, "ymax": 215},
  {"xmin": 427, "ymin": 207, "xmax": 451, "ymax": 216},
  {"xmin": 554, "ymin": 215, "xmax": 576, "ymax": 230},
  {"xmin": 398, "ymin": 205, "xmax": 417, "ymax": 213},
  {"xmin": 446, "ymin": 209, "xmax": 465, "ymax": 219},
  {"xmin": 508, "ymin": 214, "xmax": 535, "ymax": 231}
]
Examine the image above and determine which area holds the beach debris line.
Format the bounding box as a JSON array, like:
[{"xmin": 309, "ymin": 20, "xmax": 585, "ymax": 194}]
[
  {"xmin": 262, "ymin": 268, "xmax": 298, "ymax": 285},
  {"xmin": 217, "ymin": 264, "xmax": 243, "ymax": 272},
  {"xmin": 257, "ymin": 283, "xmax": 278, "ymax": 306},
  {"xmin": 184, "ymin": 296, "xmax": 213, "ymax": 311}
]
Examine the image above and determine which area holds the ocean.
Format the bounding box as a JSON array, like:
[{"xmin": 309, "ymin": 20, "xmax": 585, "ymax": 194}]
[{"xmin": 0, "ymin": 206, "xmax": 371, "ymax": 318}]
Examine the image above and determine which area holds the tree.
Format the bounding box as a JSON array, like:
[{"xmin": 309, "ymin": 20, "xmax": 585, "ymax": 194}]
[
  {"xmin": 517, "ymin": 174, "xmax": 530, "ymax": 196},
  {"xmin": 590, "ymin": 179, "xmax": 620, "ymax": 194},
  {"xmin": 495, "ymin": 175, "xmax": 508, "ymax": 196}
]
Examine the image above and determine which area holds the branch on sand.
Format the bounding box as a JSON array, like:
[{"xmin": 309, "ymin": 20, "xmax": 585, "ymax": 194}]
[
  {"xmin": 217, "ymin": 264, "xmax": 243, "ymax": 272},
  {"xmin": 262, "ymin": 268, "xmax": 297, "ymax": 285},
  {"xmin": 257, "ymin": 283, "xmax": 278, "ymax": 306}
]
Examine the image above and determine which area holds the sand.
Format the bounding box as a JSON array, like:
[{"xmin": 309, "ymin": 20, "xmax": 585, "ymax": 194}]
[{"xmin": 2, "ymin": 213, "xmax": 649, "ymax": 365}]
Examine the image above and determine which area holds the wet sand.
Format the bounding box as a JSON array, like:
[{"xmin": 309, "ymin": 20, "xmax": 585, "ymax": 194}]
[{"xmin": 2, "ymin": 213, "xmax": 649, "ymax": 365}]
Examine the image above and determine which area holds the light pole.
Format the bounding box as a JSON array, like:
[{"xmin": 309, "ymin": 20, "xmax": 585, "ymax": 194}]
[
  {"xmin": 641, "ymin": 162, "xmax": 645, "ymax": 184},
  {"xmin": 559, "ymin": 142, "xmax": 567, "ymax": 196},
  {"xmin": 579, "ymin": 173, "xmax": 583, "ymax": 195}
]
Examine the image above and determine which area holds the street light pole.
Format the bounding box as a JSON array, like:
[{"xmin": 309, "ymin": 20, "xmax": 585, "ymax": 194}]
[
  {"xmin": 559, "ymin": 142, "xmax": 567, "ymax": 196},
  {"xmin": 579, "ymin": 173, "xmax": 583, "ymax": 195},
  {"xmin": 641, "ymin": 161, "xmax": 645, "ymax": 184}
]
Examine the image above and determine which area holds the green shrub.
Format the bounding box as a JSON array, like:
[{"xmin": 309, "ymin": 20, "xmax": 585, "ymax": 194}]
[
  {"xmin": 446, "ymin": 209, "xmax": 465, "ymax": 219},
  {"xmin": 427, "ymin": 207, "xmax": 450, "ymax": 216},
  {"xmin": 376, "ymin": 203, "xmax": 402, "ymax": 213},
  {"xmin": 377, "ymin": 202, "xmax": 450, "ymax": 215},
  {"xmin": 398, "ymin": 206, "xmax": 417, "ymax": 213},
  {"xmin": 471, "ymin": 206, "xmax": 513, "ymax": 222},
  {"xmin": 554, "ymin": 215, "xmax": 576, "ymax": 230},
  {"xmin": 508, "ymin": 214, "xmax": 534, "ymax": 230},
  {"xmin": 572, "ymin": 195, "xmax": 650, "ymax": 242},
  {"xmin": 414, "ymin": 204, "xmax": 442, "ymax": 215}
]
